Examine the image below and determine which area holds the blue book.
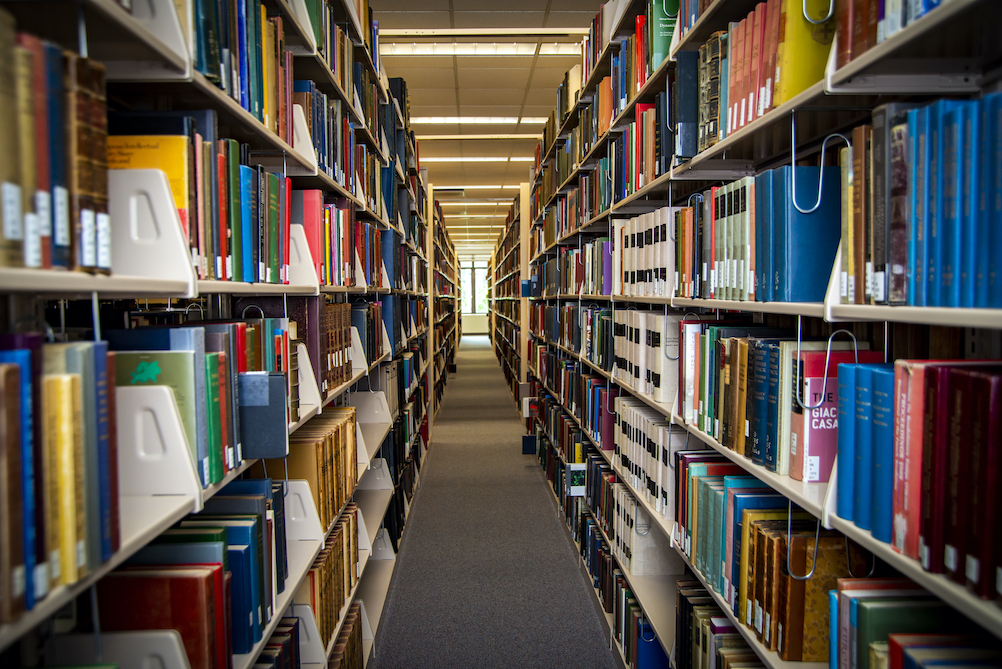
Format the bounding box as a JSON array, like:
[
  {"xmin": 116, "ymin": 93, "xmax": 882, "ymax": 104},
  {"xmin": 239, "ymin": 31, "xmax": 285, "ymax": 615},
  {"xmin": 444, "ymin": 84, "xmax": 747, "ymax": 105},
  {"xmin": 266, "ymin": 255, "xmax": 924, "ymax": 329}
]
[
  {"xmin": 871, "ymin": 367, "xmax": 896, "ymax": 543},
  {"xmin": 236, "ymin": 0, "xmax": 249, "ymax": 109},
  {"xmin": 43, "ymin": 43, "xmax": 70, "ymax": 269},
  {"xmin": 911, "ymin": 106, "xmax": 929, "ymax": 306},
  {"xmin": 749, "ymin": 340, "xmax": 771, "ymax": 466},
  {"xmin": 906, "ymin": 0, "xmax": 939, "ymax": 23},
  {"xmin": 980, "ymin": 93, "xmax": 1002, "ymax": 308},
  {"xmin": 940, "ymin": 106, "xmax": 964, "ymax": 307},
  {"xmin": 227, "ymin": 544, "xmax": 254, "ymax": 652},
  {"xmin": 772, "ymin": 165, "xmax": 841, "ymax": 302},
  {"xmin": 635, "ymin": 620, "xmax": 669, "ymax": 669},
  {"xmin": 92, "ymin": 343, "xmax": 112, "ymax": 562},
  {"xmin": 836, "ymin": 362, "xmax": 856, "ymax": 521},
  {"xmin": 0, "ymin": 350, "xmax": 36, "ymax": 608},
  {"xmin": 960, "ymin": 102, "xmax": 980, "ymax": 308},
  {"xmin": 927, "ymin": 99, "xmax": 965, "ymax": 306},
  {"xmin": 106, "ymin": 327, "xmax": 210, "ymax": 487},
  {"xmin": 755, "ymin": 169, "xmax": 774, "ymax": 302},
  {"xmin": 829, "ymin": 589, "xmax": 839, "ymax": 669},
  {"xmin": 854, "ymin": 365, "xmax": 875, "ymax": 530},
  {"xmin": 239, "ymin": 165, "xmax": 255, "ymax": 282}
]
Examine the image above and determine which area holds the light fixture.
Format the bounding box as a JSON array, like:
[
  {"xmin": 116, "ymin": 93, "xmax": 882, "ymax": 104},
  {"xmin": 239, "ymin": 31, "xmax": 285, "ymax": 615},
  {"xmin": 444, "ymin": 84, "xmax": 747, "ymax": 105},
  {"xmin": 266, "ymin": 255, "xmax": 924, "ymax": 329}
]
[
  {"xmin": 443, "ymin": 214, "xmax": 507, "ymax": 218},
  {"xmin": 439, "ymin": 200, "xmax": 510, "ymax": 205},
  {"xmin": 411, "ymin": 117, "xmax": 548, "ymax": 125},
  {"xmin": 421, "ymin": 156, "xmax": 534, "ymax": 163},
  {"xmin": 434, "ymin": 185, "xmax": 520, "ymax": 190},
  {"xmin": 380, "ymin": 42, "xmax": 581, "ymax": 57},
  {"xmin": 416, "ymin": 134, "xmax": 542, "ymax": 140},
  {"xmin": 380, "ymin": 28, "xmax": 590, "ymax": 36}
]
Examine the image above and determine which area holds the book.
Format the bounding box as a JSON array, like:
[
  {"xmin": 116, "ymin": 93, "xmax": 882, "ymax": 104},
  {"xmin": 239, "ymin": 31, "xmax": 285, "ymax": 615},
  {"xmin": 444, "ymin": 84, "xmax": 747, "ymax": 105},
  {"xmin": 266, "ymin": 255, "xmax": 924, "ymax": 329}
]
[{"xmin": 0, "ymin": 363, "xmax": 25, "ymax": 622}]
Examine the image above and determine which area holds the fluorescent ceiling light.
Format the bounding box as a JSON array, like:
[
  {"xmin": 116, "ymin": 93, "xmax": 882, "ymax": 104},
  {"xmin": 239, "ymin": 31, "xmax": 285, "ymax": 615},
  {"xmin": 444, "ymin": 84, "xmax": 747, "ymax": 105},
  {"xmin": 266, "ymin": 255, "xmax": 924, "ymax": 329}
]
[
  {"xmin": 411, "ymin": 117, "xmax": 548, "ymax": 125},
  {"xmin": 380, "ymin": 42, "xmax": 580, "ymax": 57},
  {"xmin": 439, "ymin": 200, "xmax": 509, "ymax": 205},
  {"xmin": 434, "ymin": 185, "xmax": 520, "ymax": 190},
  {"xmin": 417, "ymin": 134, "xmax": 542, "ymax": 140},
  {"xmin": 381, "ymin": 28, "xmax": 590, "ymax": 36},
  {"xmin": 443, "ymin": 214, "xmax": 507, "ymax": 218},
  {"xmin": 422, "ymin": 156, "xmax": 533, "ymax": 163}
]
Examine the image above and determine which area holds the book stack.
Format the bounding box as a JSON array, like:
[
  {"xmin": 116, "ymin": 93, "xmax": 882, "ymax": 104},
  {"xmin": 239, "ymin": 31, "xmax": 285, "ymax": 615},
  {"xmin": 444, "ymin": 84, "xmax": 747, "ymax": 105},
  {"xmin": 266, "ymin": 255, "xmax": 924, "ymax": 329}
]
[
  {"xmin": 258, "ymin": 616, "xmax": 302, "ymax": 669},
  {"xmin": 614, "ymin": 396, "xmax": 676, "ymax": 519},
  {"xmin": 293, "ymin": 81, "xmax": 355, "ymax": 189},
  {"xmin": 674, "ymin": 451, "xmax": 864, "ymax": 661},
  {"xmin": 837, "ymin": 361, "xmax": 1002, "ymax": 599},
  {"xmin": 612, "ymin": 209, "xmax": 677, "ymax": 298},
  {"xmin": 611, "ymin": 308, "xmax": 679, "ymax": 404},
  {"xmin": 307, "ymin": 8, "xmax": 354, "ymax": 99},
  {"xmin": 0, "ymin": 19, "xmax": 109, "ymax": 273},
  {"xmin": 329, "ymin": 601, "xmax": 365, "ymax": 669},
  {"xmin": 263, "ymin": 408, "xmax": 358, "ymax": 532},
  {"xmin": 108, "ymin": 111, "xmax": 295, "ymax": 284},
  {"xmin": 293, "ymin": 190, "xmax": 351, "ymax": 287},
  {"xmin": 297, "ymin": 505, "xmax": 360, "ymax": 650},
  {"xmin": 675, "ymin": 581, "xmax": 756, "ymax": 669},
  {"xmin": 839, "ymin": 95, "xmax": 1002, "ymax": 309},
  {"xmin": 835, "ymin": 0, "xmax": 946, "ymax": 70},
  {"xmin": 0, "ymin": 336, "xmax": 121, "ymax": 618},
  {"xmin": 351, "ymin": 300, "xmax": 384, "ymax": 364},
  {"xmin": 539, "ymin": 239, "xmax": 613, "ymax": 297},
  {"xmin": 322, "ymin": 300, "xmax": 353, "ymax": 396}
]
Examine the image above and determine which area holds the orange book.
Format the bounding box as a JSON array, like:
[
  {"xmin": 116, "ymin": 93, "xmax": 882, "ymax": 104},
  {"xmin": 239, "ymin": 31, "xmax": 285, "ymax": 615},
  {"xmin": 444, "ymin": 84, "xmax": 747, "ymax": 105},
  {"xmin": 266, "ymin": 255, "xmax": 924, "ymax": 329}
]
[
  {"xmin": 730, "ymin": 20, "xmax": 746, "ymax": 134},
  {"xmin": 741, "ymin": 15, "xmax": 754, "ymax": 128},
  {"xmin": 598, "ymin": 76, "xmax": 614, "ymax": 134},
  {"xmin": 750, "ymin": 4, "xmax": 766, "ymax": 122}
]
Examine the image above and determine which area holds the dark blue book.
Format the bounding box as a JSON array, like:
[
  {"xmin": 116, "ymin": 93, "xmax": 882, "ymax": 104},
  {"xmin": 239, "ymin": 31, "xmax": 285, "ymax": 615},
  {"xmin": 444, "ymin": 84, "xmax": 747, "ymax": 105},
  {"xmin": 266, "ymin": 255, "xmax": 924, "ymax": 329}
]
[
  {"xmin": 771, "ymin": 165, "xmax": 841, "ymax": 302},
  {"xmin": 43, "ymin": 43, "xmax": 69, "ymax": 269},
  {"xmin": 0, "ymin": 350, "xmax": 36, "ymax": 608},
  {"xmin": 984, "ymin": 93, "xmax": 1002, "ymax": 308},
  {"xmin": 836, "ymin": 362, "xmax": 856, "ymax": 521},
  {"xmin": 635, "ymin": 619, "xmax": 669, "ymax": 669},
  {"xmin": 239, "ymin": 165, "xmax": 255, "ymax": 282},
  {"xmin": 749, "ymin": 340, "xmax": 771, "ymax": 467},
  {"xmin": 871, "ymin": 366, "xmax": 896, "ymax": 543},
  {"xmin": 755, "ymin": 170, "xmax": 774, "ymax": 302},
  {"xmin": 764, "ymin": 343, "xmax": 782, "ymax": 471},
  {"xmin": 228, "ymin": 543, "xmax": 254, "ymax": 651},
  {"xmin": 674, "ymin": 50, "xmax": 698, "ymax": 159}
]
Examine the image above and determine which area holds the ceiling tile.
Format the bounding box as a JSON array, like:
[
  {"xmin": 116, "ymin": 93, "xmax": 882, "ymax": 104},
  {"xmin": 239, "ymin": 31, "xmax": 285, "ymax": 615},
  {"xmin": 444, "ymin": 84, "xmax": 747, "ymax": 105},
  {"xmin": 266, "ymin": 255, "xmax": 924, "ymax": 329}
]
[
  {"xmin": 372, "ymin": 11, "xmax": 451, "ymax": 29},
  {"xmin": 458, "ymin": 88, "xmax": 525, "ymax": 106},
  {"xmin": 456, "ymin": 68, "xmax": 532, "ymax": 89},
  {"xmin": 547, "ymin": 0, "xmax": 604, "ymax": 10},
  {"xmin": 406, "ymin": 87, "xmax": 458, "ymax": 107},
  {"xmin": 452, "ymin": 55, "xmax": 535, "ymax": 69},
  {"xmin": 372, "ymin": 0, "xmax": 449, "ymax": 9},
  {"xmin": 381, "ymin": 54, "xmax": 454, "ymax": 69},
  {"xmin": 529, "ymin": 66, "xmax": 573, "ymax": 88},
  {"xmin": 547, "ymin": 10, "xmax": 605, "ymax": 26},
  {"xmin": 452, "ymin": 11, "xmax": 547, "ymax": 28}
]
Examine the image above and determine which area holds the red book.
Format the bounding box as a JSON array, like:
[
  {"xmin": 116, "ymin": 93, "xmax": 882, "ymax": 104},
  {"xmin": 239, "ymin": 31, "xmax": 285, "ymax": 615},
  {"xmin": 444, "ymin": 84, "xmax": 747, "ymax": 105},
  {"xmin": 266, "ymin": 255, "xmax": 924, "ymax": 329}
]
[
  {"xmin": 635, "ymin": 14, "xmax": 647, "ymax": 89},
  {"xmin": 283, "ymin": 176, "xmax": 291, "ymax": 284},
  {"xmin": 293, "ymin": 190, "xmax": 323, "ymax": 283},
  {"xmin": 866, "ymin": 0, "xmax": 879, "ymax": 49},
  {"xmin": 750, "ymin": 5, "xmax": 766, "ymax": 122},
  {"xmin": 836, "ymin": 0, "xmax": 854, "ymax": 68},
  {"xmin": 97, "ymin": 566, "xmax": 219, "ymax": 669},
  {"xmin": 730, "ymin": 20, "xmax": 746, "ymax": 134},
  {"xmin": 851, "ymin": 0, "xmax": 870, "ymax": 63},
  {"xmin": 965, "ymin": 370, "xmax": 1002, "ymax": 597},
  {"xmin": 919, "ymin": 365, "xmax": 951, "ymax": 573},
  {"xmin": 741, "ymin": 13, "xmax": 754, "ymax": 128},
  {"xmin": 888, "ymin": 634, "xmax": 979, "ymax": 669}
]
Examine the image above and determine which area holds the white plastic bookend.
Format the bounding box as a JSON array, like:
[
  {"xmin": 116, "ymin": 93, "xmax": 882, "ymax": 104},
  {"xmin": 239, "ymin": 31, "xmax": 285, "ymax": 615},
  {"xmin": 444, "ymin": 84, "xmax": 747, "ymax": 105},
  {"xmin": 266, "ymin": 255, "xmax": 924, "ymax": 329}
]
[
  {"xmin": 351, "ymin": 327, "xmax": 369, "ymax": 371},
  {"xmin": 292, "ymin": 603, "xmax": 327, "ymax": 664},
  {"xmin": 102, "ymin": 0, "xmax": 190, "ymax": 81},
  {"xmin": 380, "ymin": 260, "xmax": 391, "ymax": 291},
  {"xmin": 359, "ymin": 600, "xmax": 374, "ymax": 644},
  {"xmin": 381, "ymin": 321, "xmax": 391, "ymax": 357},
  {"xmin": 116, "ymin": 385, "xmax": 202, "ymax": 506},
  {"xmin": 285, "ymin": 479, "xmax": 324, "ymax": 543},
  {"xmin": 46, "ymin": 630, "xmax": 189, "ymax": 669},
  {"xmin": 287, "ymin": 0, "xmax": 318, "ymax": 52},
  {"xmin": 288, "ymin": 224, "xmax": 321, "ymax": 295},
  {"xmin": 292, "ymin": 104, "xmax": 319, "ymax": 173},
  {"xmin": 824, "ymin": 242, "xmax": 845, "ymax": 322},
  {"xmin": 357, "ymin": 458, "xmax": 392, "ymax": 491},
  {"xmin": 370, "ymin": 529, "xmax": 396, "ymax": 561},
  {"xmin": 821, "ymin": 462, "xmax": 838, "ymax": 530},
  {"xmin": 297, "ymin": 343, "xmax": 322, "ymax": 413},
  {"xmin": 354, "ymin": 252, "xmax": 368, "ymax": 292},
  {"xmin": 350, "ymin": 391, "xmax": 391, "ymax": 425},
  {"xmin": 109, "ymin": 169, "xmax": 198, "ymax": 297},
  {"xmin": 356, "ymin": 422, "xmax": 369, "ymax": 470}
]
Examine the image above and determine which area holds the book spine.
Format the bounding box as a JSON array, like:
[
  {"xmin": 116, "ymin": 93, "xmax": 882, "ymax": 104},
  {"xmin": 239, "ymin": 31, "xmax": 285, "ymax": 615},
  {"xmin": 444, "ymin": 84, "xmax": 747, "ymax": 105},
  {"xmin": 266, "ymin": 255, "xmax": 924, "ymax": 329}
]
[
  {"xmin": 871, "ymin": 367, "xmax": 895, "ymax": 543},
  {"xmin": 853, "ymin": 365, "xmax": 874, "ymax": 530}
]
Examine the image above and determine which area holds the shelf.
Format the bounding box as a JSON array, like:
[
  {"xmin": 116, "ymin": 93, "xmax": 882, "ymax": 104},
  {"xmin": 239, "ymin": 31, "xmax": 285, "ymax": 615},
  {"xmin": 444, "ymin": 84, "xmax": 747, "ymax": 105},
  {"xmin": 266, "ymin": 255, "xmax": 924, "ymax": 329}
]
[
  {"xmin": 669, "ymin": 416, "xmax": 829, "ymax": 520},
  {"xmin": 672, "ymin": 297, "xmax": 826, "ymax": 318},
  {"xmin": 354, "ymin": 488, "xmax": 394, "ymax": 549},
  {"xmin": 827, "ymin": 514, "xmax": 1002, "ymax": 640},
  {"xmin": 672, "ymin": 541, "xmax": 828, "ymax": 669},
  {"xmin": 355, "ymin": 558, "xmax": 395, "ymax": 635},
  {"xmin": 827, "ymin": 302, "xmax": 1002, "ymax": 328}
]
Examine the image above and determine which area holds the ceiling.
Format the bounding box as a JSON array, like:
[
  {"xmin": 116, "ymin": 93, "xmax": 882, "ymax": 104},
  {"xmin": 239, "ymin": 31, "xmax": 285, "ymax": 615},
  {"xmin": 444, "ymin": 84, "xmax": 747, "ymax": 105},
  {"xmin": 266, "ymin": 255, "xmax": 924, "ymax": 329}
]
[{"xmin": 373, "ymin": 0, "xmax": 604, "ymax": 258}]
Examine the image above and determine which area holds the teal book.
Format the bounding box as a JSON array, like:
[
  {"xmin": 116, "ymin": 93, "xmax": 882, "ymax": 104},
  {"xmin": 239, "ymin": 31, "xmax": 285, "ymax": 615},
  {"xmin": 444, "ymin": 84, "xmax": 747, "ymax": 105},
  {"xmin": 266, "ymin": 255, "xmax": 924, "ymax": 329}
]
[
  {"xmin": 240, "ymin": 164, "xmax": 255, "ymax": 282},
  {"xmin": 853, "ymin": 599, "xmax": 953, "ymax": 669},
  {"xmin": 205, "ymin": 352, "xmax": 223, "ymax": 485},
  {"xmin": 837, "ymin": 363, "xmax": 856, "ymax": 521},
  {"xmin": 871, "ymin": 367, "xmax": 896, "ymax": 543},
  {"xmin": 854, "ymin": 365, "xmax": 875, "ymax": 530}
]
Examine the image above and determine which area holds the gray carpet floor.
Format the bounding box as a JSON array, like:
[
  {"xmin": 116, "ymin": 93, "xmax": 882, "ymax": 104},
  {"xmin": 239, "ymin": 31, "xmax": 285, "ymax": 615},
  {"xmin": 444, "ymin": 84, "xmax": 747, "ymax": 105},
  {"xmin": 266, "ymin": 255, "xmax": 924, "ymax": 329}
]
[{"xmin": 368, "ymin": 335, "xmax": 620, "ymax": 669}]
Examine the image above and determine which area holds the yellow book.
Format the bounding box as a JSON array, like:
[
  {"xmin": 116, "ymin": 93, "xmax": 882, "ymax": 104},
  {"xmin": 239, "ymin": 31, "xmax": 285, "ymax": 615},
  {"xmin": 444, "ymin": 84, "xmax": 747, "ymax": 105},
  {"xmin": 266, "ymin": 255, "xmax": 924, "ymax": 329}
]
[
  {"xmin": 261, "ymin": 4, "xmax": 272, "ymax": 132},
  {"xmin": 738, "ymin": 509, "xmax": 812, "ymax": 629},
  {"xmin": 15, "ymin": 46, "xmax": 37, "ymax": 269},
  {"xmin": 774, "ymin": 0, "xmax": 835, "ymax": 107},
  {"xmin": 44, "ymin": 374, "xmax": 85, "ymax": 585},
  {"xmin": 106, "ymin": 135, "xmax": 190, "ymax": 235},
  {"xmin": 0, "ymin": 9, "xmax": 23, "ymax": 268}
]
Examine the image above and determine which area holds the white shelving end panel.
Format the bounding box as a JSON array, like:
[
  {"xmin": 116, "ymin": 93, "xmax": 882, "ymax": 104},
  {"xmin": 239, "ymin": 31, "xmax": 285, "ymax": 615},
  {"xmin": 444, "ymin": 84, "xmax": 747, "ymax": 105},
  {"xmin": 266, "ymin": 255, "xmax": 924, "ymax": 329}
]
[
  {"xmin": 118, "ymin": 385, "xmax": 202, "ymax": 507},
  {"xmin": 46, "ymin": 630, "xmax": 190, "ymax": 669},
  {"xmin": 290, "ymin": 103, "xmax": 320, "ymax": 175},
  {"xmin": 110, "ymin": 168, "xmax": 198, "ymax": 297},
  {"xmin": 287, "ymin": 0, "xmax": 318, "ymax": 51},
  {"xmin": 350, "ymin": 391, "xmax": 393, "ymax": 465},
  {"xmin": 357, "ymin": 457, "xmax": 393, "ymax": 491},
  {"xmin": 101, "ymin": 0, "xmax": 190, "ymax": 81},
  {"xmin": 287, "ymin": 223, "xmax": 321, "ymax": 295},
  {"xmin": 292, "ymin": 602, "xmax": 328, "ymax": 664},
  {"xmin": 291, "ymin": 343, "xmax": 322, "ymax": 433},
  {"xmin": 351, "ymin": 327, "xmax": 370, "ymax": 372}
]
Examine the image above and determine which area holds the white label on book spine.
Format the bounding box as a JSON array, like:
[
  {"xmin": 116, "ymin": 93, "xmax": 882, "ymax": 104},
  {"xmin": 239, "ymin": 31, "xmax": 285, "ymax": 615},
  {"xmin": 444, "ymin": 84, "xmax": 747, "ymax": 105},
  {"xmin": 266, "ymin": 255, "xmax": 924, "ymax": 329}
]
[
  {"xmin": 945, "ymin": 545, "xmax": 958, "ymax": 571},
  {"xmin": 202, "ymin": 458, "xmax": 210, "ymax": 485},
  {"xmin": 919, "ymin": 539, "xmax": 929, "ymax": 569},
  {"xmin": 97, "ymin": 213, "xmax": 111, "ymax": 270},
  {"xmin": 76, "ymin": 540, "xmax": 85, "ymax": 568},
  {"xmin": 2, "ymin": 183, "xmax": 23, "ymax": 240},
  {"xmin": 745, "ymin": 420, "xmax": 750, "ymax": 437},
  {"xmin": 967, "ymin": 554, "xmax": 980, "ymax": 583},
  {"xmin": 215, "ymin": 257, "xmax": 223, "ymax": 280},
  {"xmin": 848, "ymin": 276, "xmax": 856, "ymax": 300},
  {"xmin": 807, "ymin": 455, "xmax": 821, "ymax": 482},
  {"xmin": 226, "ymin": 256, "xmax": 233, "ymax": 280},
  {"xmin": 841, "ymin": 272, "xmax": 848, "ymax": 297},
  {"xmin": 746, "ymin": 600, "xmax": 753, "ymax": 626},
  {"xmin": 740, "ymin": 99, "xmax": 746, "ymax": 128},
  {"xmin": 873, "ymin": 271, "xmax": 886, "ymax": 302},
  {"xmin": 80, "ymin": 209, "xmax": 96, "ymax": 267},
  {"xmin": 54, "ymin": 186, "xmax": 69, "ymax": 246},
  {"xmin": 765, "ymin": 612, "xmax": 771, "ymax": 642},
  {"xmin": 12, "ymin": 565, "xmax": 24, "ymax": 598},
  {"xmin": 865, "ymin": 261, "xmax": 873, "ymax": 297},
  {"xmin": 791, "ymin": 432, "xmax": 799, "ymax": 456},
  {"xmin": 23, "ymin": 213, "xmax": 41, "ymax": 268},
  {"xmin": 35, "ymin": 190, "xmax": 51, "ymax": 237},
  {"xmin": 34, "ymin": 564, "xmax": 48, "ymax": 599}
]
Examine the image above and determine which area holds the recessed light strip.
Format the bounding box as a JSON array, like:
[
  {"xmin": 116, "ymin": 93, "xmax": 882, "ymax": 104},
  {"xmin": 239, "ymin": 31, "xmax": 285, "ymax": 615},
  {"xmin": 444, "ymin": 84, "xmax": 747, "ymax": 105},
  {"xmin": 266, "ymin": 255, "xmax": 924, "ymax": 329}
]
[
  {"xmin": 380, "ymin": 42, "xmax": 581, "ymax": 57},
  {"xmin": 416, "ymin": 134, "xmax": 542, "ymax": 140},
  {"xmin": 421, "ymin": 156, "xmax": 534, "ymax": 163},
  {"xmin": 411, "ymin": 116, "xmax": 548, "ymax": 125}
]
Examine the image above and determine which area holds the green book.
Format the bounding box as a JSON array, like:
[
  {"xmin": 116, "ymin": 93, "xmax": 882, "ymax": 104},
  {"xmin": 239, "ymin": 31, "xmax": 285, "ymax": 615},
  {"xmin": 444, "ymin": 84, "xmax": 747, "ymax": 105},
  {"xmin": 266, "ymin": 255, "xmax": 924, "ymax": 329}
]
[
  {"xmin": 205, "ymin": 352, "xmax": 223, "ymax": 484},
  {"xmin": 227, "ymin": 138, "xmax": 242, "ymax": 281},
  {"xmin": 268, "ymin": 172, "xmax": 280, "ymax": 284},
  {"xmin": 154, "ymin": 527, "xmax": 229, "ymax": 571},
  {"xmin": 114, "ymin": 351, "xmax": 198, "ymax": 473},
  {"xmin": 855, "ymin": 599, "xmax": 954, "ymax": 669}
]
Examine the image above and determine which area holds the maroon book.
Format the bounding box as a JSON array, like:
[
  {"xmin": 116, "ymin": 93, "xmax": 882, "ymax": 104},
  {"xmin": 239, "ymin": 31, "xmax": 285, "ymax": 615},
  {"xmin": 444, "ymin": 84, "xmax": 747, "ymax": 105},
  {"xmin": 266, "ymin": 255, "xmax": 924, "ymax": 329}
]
[
  {"xmin": 965, "ymin": 370, "xmax": 1002, "ymax": 597},
  {"xmin": 943, "ymin": 368, "xmax": 975, "ymax": 584},
  {"xmin": 97, "ymin": 566, "xmax": 218, "ymax": 669},
  {"xmin": 919, "ymin": 366, "xmax": 951, "ymax": 573}
]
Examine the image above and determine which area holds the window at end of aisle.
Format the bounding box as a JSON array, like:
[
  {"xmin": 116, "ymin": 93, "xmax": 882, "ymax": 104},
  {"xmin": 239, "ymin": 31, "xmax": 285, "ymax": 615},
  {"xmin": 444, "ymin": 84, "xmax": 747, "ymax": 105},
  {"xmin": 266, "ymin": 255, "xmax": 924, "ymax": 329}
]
[{"xmin": 461, "ymin": 260, "xmax": 489, "ymax": 314}]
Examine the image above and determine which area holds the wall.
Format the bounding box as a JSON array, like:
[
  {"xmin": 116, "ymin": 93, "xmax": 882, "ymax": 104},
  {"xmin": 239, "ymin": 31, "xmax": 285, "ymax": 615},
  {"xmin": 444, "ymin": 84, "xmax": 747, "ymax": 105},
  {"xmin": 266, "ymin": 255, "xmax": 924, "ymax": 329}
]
[{"xmin": 462, "ymin": 313, "xmax": 489, "ymax": 334}]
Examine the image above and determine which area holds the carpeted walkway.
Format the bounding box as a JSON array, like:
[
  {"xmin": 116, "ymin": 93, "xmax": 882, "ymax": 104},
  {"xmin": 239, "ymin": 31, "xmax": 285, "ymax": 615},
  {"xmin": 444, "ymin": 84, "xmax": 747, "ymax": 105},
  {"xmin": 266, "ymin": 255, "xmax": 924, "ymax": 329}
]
[{"xmin": 368, "ymin": 335, "xmax": 620, "ymax": 669}]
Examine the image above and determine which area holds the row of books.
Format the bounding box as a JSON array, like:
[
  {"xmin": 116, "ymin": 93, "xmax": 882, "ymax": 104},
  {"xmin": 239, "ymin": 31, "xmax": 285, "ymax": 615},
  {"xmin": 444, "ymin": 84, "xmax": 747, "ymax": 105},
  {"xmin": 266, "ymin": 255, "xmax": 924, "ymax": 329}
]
[
  {"xmin": 0, "ymin": 20, "xmax": 108, "ymax": 272},
  {"xmin": 613, "ymin": 395, "xmax": 680, "ymax": 522},
  {"xmin": 674, "ymin": 453, "xmax": 859, "ymax": 661},
  {"xmin": 672, "ymin": 166, "xmax": 840, "ymax": 304},
  {"xmin": 841, "ymin": 96, "xmax": 1002, "ymax": 309},
  {"xmin": 186, "ymin": 0, "xmax": 296, "ymax": 139},
  {"xmin": 262, "ymin": 409, "xmax": 358, "ymax": 532},
  {"xmin": 675, "ymin": 581, "xmax": 759, "ymax": 669},
  {"xmin": 529, "ymin": 302, "xmax": 614, "ymax": 373},
  {"xmin": 536, "ymin": 240, "xmax": 614, "ymax": 297},
  {"xmin": 294, "ymin": 80, "xmax": 356, "ymax": 189},
  {"xmin": 96, "ymin": 477, "xmax": 291, "ymax": 664},
  {"xmin": 318, "ymin": 301, "xmax": 355, "ymax": 396},
  {"xmin": 330, "ymin": 601, "xmax": 365, "ymax": 669},
  {"xmin": 300, "ymin": 507, "xmax": 360, "ymax": 652},
  {"xmin": 613, "ymin": 208, "xmax": 674, "ymax": 298},
  {"xmin": 835, "ymin": 0, "xmax": 948, "ymax": 70},
  {"xmin": 837, "ymin": 360, "xmax": 1002, "ymax": 600},
  {"xmin": 351, "ymin": 300, "xmax": 384, "ymax": 365}
]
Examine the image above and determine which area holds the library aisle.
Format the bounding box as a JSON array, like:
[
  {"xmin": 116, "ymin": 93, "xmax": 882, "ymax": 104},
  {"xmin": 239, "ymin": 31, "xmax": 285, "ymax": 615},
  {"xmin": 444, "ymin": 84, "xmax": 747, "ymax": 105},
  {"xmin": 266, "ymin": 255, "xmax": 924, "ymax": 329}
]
[{"xmin": 371, "ymin": 335, "xmax": 619, "ymax": 669}]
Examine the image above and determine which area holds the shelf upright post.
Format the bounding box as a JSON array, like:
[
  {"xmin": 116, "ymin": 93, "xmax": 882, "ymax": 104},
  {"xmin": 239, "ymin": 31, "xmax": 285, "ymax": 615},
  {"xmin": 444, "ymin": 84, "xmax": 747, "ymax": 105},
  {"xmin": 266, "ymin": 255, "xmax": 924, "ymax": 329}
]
[
  {"xmin": 426, "ymin": 175, "xmax": 435, "ymax": 430},
  {"xmin": 519, "ymin": 182, "xmax": 531, "ymax": 387}
]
